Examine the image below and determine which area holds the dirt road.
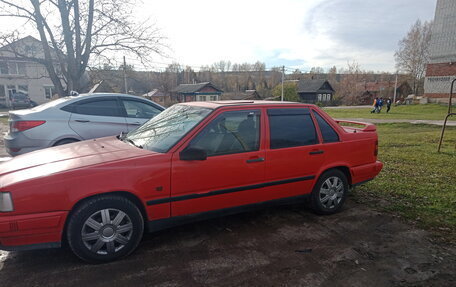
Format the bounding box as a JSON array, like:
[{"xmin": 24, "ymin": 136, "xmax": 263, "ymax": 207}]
[{"xmin": 0, "ymin": 200, "xmax": 455, "ymax": 286}]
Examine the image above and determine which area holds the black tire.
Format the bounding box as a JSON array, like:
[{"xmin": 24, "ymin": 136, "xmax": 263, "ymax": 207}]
[
  {"xmin": 310, "ymin": 169, "xmax": 348, "ymax": 215},
  {"xmin": 54, "ymin": 138, "xmax": 79, "ymax": 146},
  {"xmin": 67, "ymin": 196, "xmax": 144, "ymax": 263}
]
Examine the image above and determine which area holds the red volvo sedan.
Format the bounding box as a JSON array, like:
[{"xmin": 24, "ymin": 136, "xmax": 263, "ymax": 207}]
[{"xmin": 0, "ymin": 101, "xmax": 382, "ymax": 262}]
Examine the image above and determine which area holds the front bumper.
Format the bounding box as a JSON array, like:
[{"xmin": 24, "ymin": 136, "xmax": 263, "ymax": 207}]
[{"xmin": 0, "ymin": 211, "xmax": 67, "ymax": 250}]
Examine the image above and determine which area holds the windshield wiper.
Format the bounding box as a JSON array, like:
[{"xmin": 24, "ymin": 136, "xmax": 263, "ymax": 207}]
[
  {"xmin": 118, "ymin": 131, "xmax": 127, "ymax": 140},
  {"xmin": 124, "ymin": 138, "xmax": 143, "ymax": 149}
]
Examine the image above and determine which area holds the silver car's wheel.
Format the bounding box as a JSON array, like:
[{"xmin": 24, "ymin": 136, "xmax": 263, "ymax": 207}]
[
  {"xmin": 319, "ymin": 176, "xmax": 344, "ymax": 209},
  {"xmin": 81, "ymin": 208, "xmax": 133, "ymax": 255},
  {"xmin": 67, "ymin": 196, "xmax": 144, "ymax": 263},
  {"xmin": 310, "ymin": 169, "xmax": 348, "ymax": 215}
]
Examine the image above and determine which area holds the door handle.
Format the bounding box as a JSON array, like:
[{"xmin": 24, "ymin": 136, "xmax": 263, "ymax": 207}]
[
  {"xmin": 246, "ymin": 157, "xmax": 265, "ymax": 163},
  {"xmin": 309, "ymin": 150, "xmax": 324, "ymax": 155},
  {"xmin": 131, "ymin": 122, "xmax": 142, "ymax": 125},
  {"xmin": 75, "ymin": 119, "xmax": 90, "ymax": 123}
]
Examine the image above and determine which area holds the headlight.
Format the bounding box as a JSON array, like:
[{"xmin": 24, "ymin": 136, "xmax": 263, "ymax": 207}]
[{"xmin": 0, "ymin": 192, "xmax": 14, "ymax": 212}]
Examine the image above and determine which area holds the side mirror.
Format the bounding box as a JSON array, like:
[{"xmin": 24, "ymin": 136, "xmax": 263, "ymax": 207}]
[{"xmin": 180, "ymin": 147, "xmax": 207, "ymax": 161}]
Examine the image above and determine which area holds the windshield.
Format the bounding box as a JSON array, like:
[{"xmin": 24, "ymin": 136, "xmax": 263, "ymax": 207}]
[{"xmin": 124, "ymin": 104, "xmax": 212, "ymax": 153}]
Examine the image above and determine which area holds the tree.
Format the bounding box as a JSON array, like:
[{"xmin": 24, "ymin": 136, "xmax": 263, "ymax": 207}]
[
  {"xmin": 272, "ymin": 82, "xmax": 299, "ymax": 102},
  {"xmin": 0, "ymin": 0, "xmax": 165, "ymax": 96},
  {"xmin": 338, "ymin": 61, "xmax": 363, "ymax": 105},
  {"xmin": 394, "ymin": 19, "xmax": 432, "ymax": 95}
]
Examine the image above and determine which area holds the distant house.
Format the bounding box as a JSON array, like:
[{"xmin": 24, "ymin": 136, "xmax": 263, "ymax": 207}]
[
  {"xmin": 172, "ymin": 82, "xmax": 223, "ymax": 102},
  {"xmin": 143, "ymin": 89, "xmax": 169, "ymax": 106},
  {"xmin": 297, "ymin": 79, "xmax": 335, "ymax": 104},
  {"xmin": 221, "ymin": 89, "xmax": 262, "ymax": 100},
  {"xmin": 0, "ymin": 36, "xmax": 64, "ymax": 107},
  {"xmin": 358, "ymin": 81, "xmax": 412, "ymax": 104}
]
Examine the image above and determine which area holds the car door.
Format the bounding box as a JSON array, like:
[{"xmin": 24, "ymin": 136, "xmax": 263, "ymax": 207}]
[
  {"xmin": 262, "ymin": 108, "xmax": 325, "ymax": 199},
  {"xmin": 170, "ymin": 109, "xmax": 266, "ymax": 216},
  {"xmin": 119, "ymin": 98, "xmax": 163, "ymax": 131},
  {"xmin": 68, "ymin": 97, "xmax": 128, "ymax": 140}
]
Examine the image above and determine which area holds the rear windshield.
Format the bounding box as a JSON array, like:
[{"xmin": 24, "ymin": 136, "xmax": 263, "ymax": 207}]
[
  {"xmin": 30, "ymin": 96, "xmax": 76, "ymax": 112},
  {"xmin": 13, "ymin": 94, "xmax": 28, "ymax": 100}
]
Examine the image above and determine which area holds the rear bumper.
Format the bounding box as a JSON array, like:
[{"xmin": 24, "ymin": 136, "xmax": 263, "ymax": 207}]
[
  {"xmin": 0, "ymin": 211, "xmax": 67, "ymax": 251},
  {"xmin": 3, "ymin": 132, "xmax": 52, "ymax": 156},
  {"xmin": 351, "ymin": 161, "xmax": 383, "ymax": 185}
]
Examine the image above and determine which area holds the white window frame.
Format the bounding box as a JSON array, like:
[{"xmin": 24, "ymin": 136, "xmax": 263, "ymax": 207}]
[
  {"xmin": 196, "ymin": 95, "xmax": 207, "ymax": 101},
  {"xmin": 17, "ymin": 85, "xmax": 28, "ymax": 95},
  {"xmin": 44, "ymin": 86, "xmax": 55, "ymax": 99},
  {"xmin": 5, "ymin": 61, "xmax": 26, "ymax": 75}
]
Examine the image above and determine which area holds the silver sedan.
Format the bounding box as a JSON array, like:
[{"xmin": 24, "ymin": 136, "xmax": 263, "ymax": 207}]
[{"xmin": 4, "ymin": 93, "xmax": 164, "ymax": 156}]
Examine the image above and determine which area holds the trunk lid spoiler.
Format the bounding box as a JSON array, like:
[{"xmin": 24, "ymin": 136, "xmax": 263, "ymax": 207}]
[{"xmin": 335, "ymin": 119, "xmax": 377, "ymax": 132}]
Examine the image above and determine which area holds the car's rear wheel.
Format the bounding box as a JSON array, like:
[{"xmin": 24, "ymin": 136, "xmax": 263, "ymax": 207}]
[
  {"xmin": 67, "ymin": 196, "xmax": 144, "ymax": 263},
  {"xmin": 310, "ymin": 169, "xmax": 348, "ymax": 215},
  {"xmin": 54, "ymin": 138, "xmax": 79, "ymax": 146}
]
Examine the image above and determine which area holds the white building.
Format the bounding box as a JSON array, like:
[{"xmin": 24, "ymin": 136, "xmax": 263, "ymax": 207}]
[{"xmin": 0, "ymin": 36, "xmax": 64, "ymax": 107}]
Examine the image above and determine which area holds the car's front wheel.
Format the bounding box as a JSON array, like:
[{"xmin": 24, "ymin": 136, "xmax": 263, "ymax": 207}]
[
  {"xmin": 310, "ymin": 169, "xmax": 348, "ymax": 215},
  {"xmin": 67, "ymin": 195, "xmax": 144, "ymax": 263}
]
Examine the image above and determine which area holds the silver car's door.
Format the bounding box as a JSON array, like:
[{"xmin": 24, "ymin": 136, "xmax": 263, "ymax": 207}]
[
  {"xmin": 119, "ymin": 98, "xmax": 163, "ymax": 131},
  {"xmin": 68, "ymin": 97, "xmax": 128, "ymax": 140}
]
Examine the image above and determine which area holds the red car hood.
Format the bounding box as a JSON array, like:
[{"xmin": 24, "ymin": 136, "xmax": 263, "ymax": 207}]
[{"xmin": 0, "ymin": 137, "xmax": 154, "ymax": 183}]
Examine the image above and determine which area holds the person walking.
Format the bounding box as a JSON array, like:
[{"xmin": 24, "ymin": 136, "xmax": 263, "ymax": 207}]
[
  {"xmin": 371, "ymin": 97, "xmax": 378, "ymax": 113},
  {"xmin": 377, "ymin": 98, "xmax": 384, "ymax": 113},
  {"xmin": 386, "ymin": 98, "xmax": 392, "ymax": 113}
]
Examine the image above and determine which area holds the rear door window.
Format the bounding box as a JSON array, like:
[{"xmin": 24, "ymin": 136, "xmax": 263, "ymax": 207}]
[
  {"xmin": 73, "ymin": 100, "xmax": 121, "ymax": 117},
  {"xmin": 313, "ymin": 111, "xmax": 339, "ymax": 143},
  {"xmin": 267, "ymin": 108, "xmax": 318, "ymax": 149}
]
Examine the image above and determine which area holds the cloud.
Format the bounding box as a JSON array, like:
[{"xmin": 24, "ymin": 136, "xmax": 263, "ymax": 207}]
[
  {"xmin": 0, "ymin": 0, "xmax": 437, "ymax": 72},
  {"xmin": 277, "ymin": 0, "xmax": 437, "ymax": 71}
]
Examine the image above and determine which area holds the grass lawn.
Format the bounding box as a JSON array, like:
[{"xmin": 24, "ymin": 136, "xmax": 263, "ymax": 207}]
[
  {"xmin": 324, "ymin": 104, "xmax": 451, "ymax": 120},
  {"xmin": 351, "ymin": 123, "xmax": 456, "ymax": 242}
]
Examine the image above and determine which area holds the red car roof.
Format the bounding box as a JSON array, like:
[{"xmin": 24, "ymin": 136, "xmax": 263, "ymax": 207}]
[{"xmin": 179, "ymin": 100, "xmax": 315, "ymax": 109}]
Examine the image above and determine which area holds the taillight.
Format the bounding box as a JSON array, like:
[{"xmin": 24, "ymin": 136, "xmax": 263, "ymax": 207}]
[
  {"xmin": 374, "ymin": 140, "xmax": 378, "ymax": 156},
  {"xmin": 11, "ymin": 120, "xmax": 46, "ymax": 132}
]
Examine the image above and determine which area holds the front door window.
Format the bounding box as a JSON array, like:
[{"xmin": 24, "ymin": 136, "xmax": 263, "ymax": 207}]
[{"xmin": 188, "ymin": 110, "xmax": 260, "ymax": 156}]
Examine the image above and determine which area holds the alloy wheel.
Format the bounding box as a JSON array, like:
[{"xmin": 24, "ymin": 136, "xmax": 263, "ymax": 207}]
[
  {"xmin": 81, "ymin": 208, "xmax": 133, "ymax": 255},
  {"xmin": 319, "ymin": 176, "xmax": 344, "ymax": 209}
]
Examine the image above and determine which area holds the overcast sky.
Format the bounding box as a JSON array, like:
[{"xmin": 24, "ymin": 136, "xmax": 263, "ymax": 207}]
[
  {"xmin": 136, "ymin": 0, "xmax": 437, "ymax": 72},
  {"xmin": 0, "ymin": 0, "xmax": 437, "ymax": 72}
]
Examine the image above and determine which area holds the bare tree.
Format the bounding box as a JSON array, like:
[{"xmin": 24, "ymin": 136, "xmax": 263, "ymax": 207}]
[
  {"xmin": 338, "ymin": 61, "xmax": 364, "ymax": 105},
  {"xmin": 0, "ymin": 0, "xmax": 165, "ymax": 96},
  {"xmin": 394, "ymin": 19, "xmax": 432, "ymax": 95}
]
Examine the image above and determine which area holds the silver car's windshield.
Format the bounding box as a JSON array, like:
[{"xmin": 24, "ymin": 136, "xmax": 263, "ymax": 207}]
[{"xmin": 124, "ymin": 104, "xmax": 212, "ymax": 153}]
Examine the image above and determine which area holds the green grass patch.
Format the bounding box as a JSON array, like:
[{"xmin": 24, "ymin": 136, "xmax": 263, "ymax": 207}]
[
  {"xmin": 324, "ymin": 104, "xmax": 450, "ymax": 120},
  {"xmin": 0, "ymin": 117, "xmax": 8, "ymax": 125},
  {"xmin": 352, "ymin": 123, "xmax": 456, "ymax": 241}
]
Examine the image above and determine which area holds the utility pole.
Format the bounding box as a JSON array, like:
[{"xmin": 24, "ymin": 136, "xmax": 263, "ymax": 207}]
[
  {"xmin": 393, "ymin": 72, "xmax": 398, "ymax": 104},
  {"xmin": 123, "ymin": 56, "xmax": 128, "ymax": 94},
  {"xmin": 281, "ymin": 65, "xmax": 285, "ymax": 101}
]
